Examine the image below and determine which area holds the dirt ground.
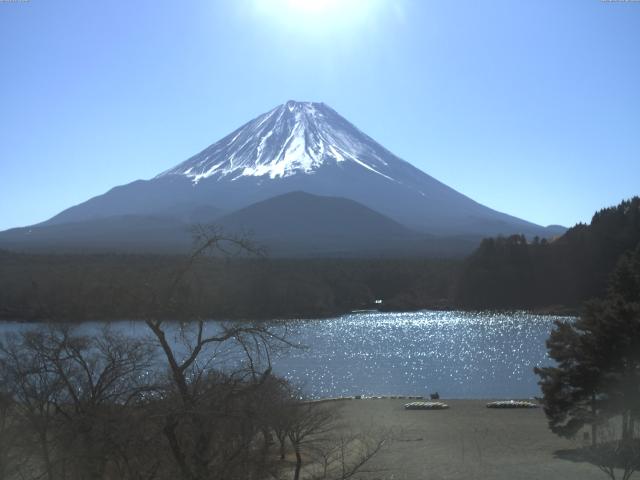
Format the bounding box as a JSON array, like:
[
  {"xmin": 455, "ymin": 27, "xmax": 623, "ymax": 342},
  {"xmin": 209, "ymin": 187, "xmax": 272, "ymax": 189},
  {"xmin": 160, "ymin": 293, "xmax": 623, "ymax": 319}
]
[{"xmin": 333, "ymin": 398, "xmax": 608, "ymax": 480}]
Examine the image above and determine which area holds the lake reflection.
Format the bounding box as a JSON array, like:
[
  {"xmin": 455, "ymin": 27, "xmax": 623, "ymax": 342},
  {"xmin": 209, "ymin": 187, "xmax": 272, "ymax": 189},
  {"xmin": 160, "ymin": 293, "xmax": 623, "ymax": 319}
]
[{"xmin": 0, "ymin": 311, "xmax": 570, "ymax": 399}]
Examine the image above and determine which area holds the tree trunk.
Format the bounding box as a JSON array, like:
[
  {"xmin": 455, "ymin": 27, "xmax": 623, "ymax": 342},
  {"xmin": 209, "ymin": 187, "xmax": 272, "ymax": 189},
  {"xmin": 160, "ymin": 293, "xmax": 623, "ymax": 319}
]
[
  {"xmin": 293, "ymin": 446, "xmax": 302, "ymax": 480},
  {"xmin": 280, "ymin": 438, "xmax": 286, "ymax": 460},
  {"xmin": 261, "ymin": 428, "xmax": 273, "ymax": 457},
  {"xmin": 591, "ymin": 393, "xmax": 597, "ymax": 447},
  {"xmin": 622, "ymin": 411, "xmax": 630, "ymax": 442},
  {"xmin": 163, "ymin": 418, "xmax": 195, "ymax": 480},
  {"xmin": 38, "ymin": 429, "xmax": 55, "ymax": 480}
]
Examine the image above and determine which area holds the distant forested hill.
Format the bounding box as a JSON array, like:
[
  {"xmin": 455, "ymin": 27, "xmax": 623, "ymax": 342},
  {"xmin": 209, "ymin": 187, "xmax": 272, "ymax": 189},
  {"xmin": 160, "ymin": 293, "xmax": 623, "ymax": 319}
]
[
  {"xmin": 454, "ymin": 197, "xmax": 640, "ymax": 309},
  {"xmin": 0, "ymin": 253, "xmax": 457, "ymax": 321},
  {"xmin": 1, "ymin": 198, "xmax": 638, "ymax": 321}
]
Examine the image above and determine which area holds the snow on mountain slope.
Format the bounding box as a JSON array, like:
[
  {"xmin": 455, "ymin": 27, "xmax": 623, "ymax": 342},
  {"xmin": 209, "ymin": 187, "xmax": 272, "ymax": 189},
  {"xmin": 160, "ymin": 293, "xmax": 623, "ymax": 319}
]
[
  {"xmin": 157, "ymin": 100, "xmax": 397, "ymax": 183},
  {"xmin": 33, "ymin": 100, "xmax": 561, "ymax": 240}
]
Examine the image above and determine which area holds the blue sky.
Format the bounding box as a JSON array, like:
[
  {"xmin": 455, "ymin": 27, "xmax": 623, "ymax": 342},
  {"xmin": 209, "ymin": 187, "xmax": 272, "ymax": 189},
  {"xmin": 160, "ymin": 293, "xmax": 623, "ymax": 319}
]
[{"xmin": 0, "ymin": 0, "xmax": 639, "ymax": 231}]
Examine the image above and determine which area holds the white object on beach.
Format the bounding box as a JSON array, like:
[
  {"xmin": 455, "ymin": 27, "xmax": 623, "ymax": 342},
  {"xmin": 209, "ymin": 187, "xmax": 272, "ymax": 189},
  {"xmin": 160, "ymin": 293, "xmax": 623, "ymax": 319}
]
[
  {"xmin": 404, "ymin": 401, "xmax": 449, "ymax": 410},
  {"xmin": 486, "ymin": 400, "xmax": 539, "ymax": 409}
]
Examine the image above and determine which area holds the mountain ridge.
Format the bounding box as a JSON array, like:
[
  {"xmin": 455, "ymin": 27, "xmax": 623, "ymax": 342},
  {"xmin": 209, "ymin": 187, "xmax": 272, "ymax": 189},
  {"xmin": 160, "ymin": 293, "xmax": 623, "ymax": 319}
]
[
  {"xmin": 2, "ymin": 100, "xmax": 565, "ymax": 255},
  {"xmin": 0, "ymin": 192, "xmax": 482, "ymax": 257}
]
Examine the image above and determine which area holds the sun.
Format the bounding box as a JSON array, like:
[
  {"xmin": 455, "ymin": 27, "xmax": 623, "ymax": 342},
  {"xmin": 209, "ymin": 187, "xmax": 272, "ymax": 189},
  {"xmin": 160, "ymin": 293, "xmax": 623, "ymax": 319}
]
[
  {"xmin": 253, "ymin": 0, "xmax": 384, "ymax": 34},
  {"xmin": 286, "ymin": 0, "xmax": 345, "ymax": 14}
]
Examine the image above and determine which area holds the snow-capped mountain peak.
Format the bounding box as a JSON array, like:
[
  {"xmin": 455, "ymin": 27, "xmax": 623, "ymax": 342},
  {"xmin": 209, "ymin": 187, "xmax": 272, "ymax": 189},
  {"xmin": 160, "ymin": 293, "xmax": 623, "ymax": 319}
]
[
  {"xmin": 157, "ymin": 100, "xmax": 397, "ymax": 183},
  {"xmin": 31, "ymin": 100, "xmax": 555, "ymax": 242}
]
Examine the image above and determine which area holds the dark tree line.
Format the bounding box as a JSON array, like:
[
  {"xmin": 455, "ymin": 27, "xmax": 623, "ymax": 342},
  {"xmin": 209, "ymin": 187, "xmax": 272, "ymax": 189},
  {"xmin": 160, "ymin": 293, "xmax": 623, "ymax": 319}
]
[
  {"xmin": 455, "ymin": 197, "xmax": 640, "ymax": 310},
  {"xmin": 535, "ymin": 244, "xmax": 640, "ymax": 480},
  {"xmin": 1, "ymin": 197, "xmax": 639, "ymax": 321},
  {"xmin": 0, "ymin": 252, "xmax": 458, "ymax": 322}
]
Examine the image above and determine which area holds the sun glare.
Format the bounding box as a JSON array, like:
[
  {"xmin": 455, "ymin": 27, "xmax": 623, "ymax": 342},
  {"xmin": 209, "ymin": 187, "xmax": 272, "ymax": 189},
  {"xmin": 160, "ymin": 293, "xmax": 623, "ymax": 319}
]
[
  {"xmin": 287, "ymin": 0, "xmax": 344, "ymax": 14},
  {"xmin": 253, "ymin": 0, "xmax": 385, "ymax": 34}
]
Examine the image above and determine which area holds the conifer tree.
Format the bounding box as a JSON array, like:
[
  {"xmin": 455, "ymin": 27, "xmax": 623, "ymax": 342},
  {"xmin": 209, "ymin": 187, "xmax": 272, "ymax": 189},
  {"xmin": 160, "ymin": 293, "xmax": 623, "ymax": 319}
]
[{"xmin": 535, "ymin": 244, "xmax": 640, "ymax": 445}]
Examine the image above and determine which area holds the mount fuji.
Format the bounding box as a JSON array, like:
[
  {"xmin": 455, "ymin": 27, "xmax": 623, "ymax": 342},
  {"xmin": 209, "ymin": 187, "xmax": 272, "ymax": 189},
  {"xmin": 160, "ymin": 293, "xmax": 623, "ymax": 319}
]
[{"xmin": 0, "ymin": 101, "xmax": 564, "ymax": 255}]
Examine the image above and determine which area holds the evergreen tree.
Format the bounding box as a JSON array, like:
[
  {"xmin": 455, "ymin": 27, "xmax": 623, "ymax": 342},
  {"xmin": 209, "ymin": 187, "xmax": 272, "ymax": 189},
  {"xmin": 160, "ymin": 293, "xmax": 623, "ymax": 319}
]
[
  {"xmin": 535, "ymin": 244, "xmax": 640, "ymax": 444},
  {"xmin": 456, "ymin": 196, "xmax": 640, "ymax": 309}
]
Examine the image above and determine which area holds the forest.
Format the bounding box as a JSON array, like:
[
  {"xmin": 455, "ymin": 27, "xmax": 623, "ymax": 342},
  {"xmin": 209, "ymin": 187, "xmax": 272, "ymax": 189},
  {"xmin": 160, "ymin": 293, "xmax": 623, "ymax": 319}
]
[
  {"xmin": 0, "ymin": 197, "xmax": 638, "ymax": 321},
  {"xmin": 454, "ymin": 197, "xmax": 640, "ymax": 310},
  {"xmin": 0, "ymin": 251, "xmax": 457, "ymax": 321}
]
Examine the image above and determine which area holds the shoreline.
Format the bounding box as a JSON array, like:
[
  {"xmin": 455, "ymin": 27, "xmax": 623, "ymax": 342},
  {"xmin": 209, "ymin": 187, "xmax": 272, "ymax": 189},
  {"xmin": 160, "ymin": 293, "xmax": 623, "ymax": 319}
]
[
  {"xmin": 332, "ymin": 398, "xmax": 604, "ymax": 480},
  {"xmin": 0, "ymin": 306, "xmax": 579, "ymax": 324}
]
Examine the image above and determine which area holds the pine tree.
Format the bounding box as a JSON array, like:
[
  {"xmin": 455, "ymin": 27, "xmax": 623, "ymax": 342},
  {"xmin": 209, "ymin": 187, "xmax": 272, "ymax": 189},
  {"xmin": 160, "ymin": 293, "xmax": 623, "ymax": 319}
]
[{"xmin": 535, "ymin": 244, "xmax": 640, "ymax": 445}]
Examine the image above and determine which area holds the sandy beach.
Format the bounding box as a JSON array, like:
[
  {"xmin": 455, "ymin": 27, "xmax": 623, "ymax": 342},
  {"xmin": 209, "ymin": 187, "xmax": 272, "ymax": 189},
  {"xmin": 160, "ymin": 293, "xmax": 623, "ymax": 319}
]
[{"xmin": 334, "ymin": 398, "xmax": 605, "ymax": 480}]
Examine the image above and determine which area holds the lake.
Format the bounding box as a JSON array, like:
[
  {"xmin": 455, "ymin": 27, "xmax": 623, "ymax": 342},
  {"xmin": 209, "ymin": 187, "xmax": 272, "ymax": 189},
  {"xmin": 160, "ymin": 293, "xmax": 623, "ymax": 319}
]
[{"xmin": 0, "ymin": 310, "xmax": 569, "ymax": 399}]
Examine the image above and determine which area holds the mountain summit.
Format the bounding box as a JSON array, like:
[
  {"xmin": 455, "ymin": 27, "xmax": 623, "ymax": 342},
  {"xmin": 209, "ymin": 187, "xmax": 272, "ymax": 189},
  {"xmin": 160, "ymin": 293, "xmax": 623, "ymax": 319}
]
[
  {"xmin": 0, "ymin": 101, "xmax": 563, "ymax": 255},
  {"xmin": 158, "ymin": 100, "xmax": 399, "ymax": 183}
]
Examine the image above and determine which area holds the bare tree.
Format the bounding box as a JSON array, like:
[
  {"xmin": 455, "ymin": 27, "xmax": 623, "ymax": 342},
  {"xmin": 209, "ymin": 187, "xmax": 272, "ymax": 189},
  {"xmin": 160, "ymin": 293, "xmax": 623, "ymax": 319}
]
[
  {"xmin": 0, "ymin": 388, "xmax": 16, "ymax": 480},
  {"xmin": 582, "ymin": 421, "xmax": 640, "ymax": 480},
  {"xmin": 0, "ymin": 326, "xmax": 157, "ymax": 480},
  {"xmin": 141, "ymin": 228, "xmax": 293, "ymax": 480},
  {"xmin": 0, "ymin": 330, "xmax": 63, "ymax": 480},
  {"xmin": 263, "ymin": 396, "xmax": 390, "ymax": 480},
  {"xmin": 0, "ymin": 228, "xmax": 388, "ymax": 480},
  {"xmin": 309, "ymin": 430, "xmax": 388, "ymax": 480},
  {"xmin": 286, "ymin": 402, "xmax": 340, "ymax": 480}
]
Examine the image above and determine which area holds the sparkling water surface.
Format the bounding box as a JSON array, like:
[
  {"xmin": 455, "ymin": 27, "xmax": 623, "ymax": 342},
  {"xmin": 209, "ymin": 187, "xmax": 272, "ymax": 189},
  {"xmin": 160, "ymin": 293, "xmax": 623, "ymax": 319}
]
[
  {"xmin": 273, "ymin": 311, "xmax": 567, "ymax": 398},
  {"xmin": 0, "ymin": 311, "xmax": 571, "ymax": 399}
]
